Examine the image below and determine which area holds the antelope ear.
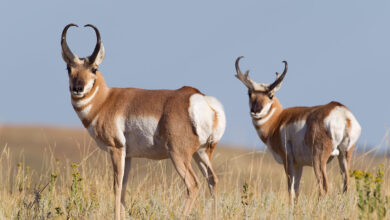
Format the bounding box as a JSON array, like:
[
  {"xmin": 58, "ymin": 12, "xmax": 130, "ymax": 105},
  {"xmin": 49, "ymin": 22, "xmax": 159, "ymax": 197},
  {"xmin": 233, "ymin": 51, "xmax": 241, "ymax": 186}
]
[
  {"xmin": 84, "ymin": 24, "xmax": 105, "ymax": 66},
  {"xmin": 270, "ymin": 72, "xmax": 283, "ymax": 92},
  {"xmin": 272, "ymin": 84, "xmax": 282, "ymax": 92},
  {"xmin": 61, "ymin": 51, "xmax": 80, "ymax": 65},
  {"xmin": 92, "ymin": 43, "xmax": 105, "ymax": 66},
  {"xmin": 267, "ymin": 61, "xmax": 288, "ymax": 93}
]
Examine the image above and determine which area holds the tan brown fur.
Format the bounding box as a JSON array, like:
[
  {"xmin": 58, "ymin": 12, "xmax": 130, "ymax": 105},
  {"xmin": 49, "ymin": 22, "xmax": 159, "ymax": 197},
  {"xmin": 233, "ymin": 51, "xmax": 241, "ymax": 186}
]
[
  {"xmin": 235, "ymin": 57, "xmax": 360, "ymax": 203},
  {"xmin": 62, "ymin": 24, "xmax": 225, "ymax": 219},
  {"xmin": 251, "ymin": 94, "xmax": 357, "ymax": 200},
  {"xmin": 71, "ymin": 72, "xmax": 218, "ymax": 218}
]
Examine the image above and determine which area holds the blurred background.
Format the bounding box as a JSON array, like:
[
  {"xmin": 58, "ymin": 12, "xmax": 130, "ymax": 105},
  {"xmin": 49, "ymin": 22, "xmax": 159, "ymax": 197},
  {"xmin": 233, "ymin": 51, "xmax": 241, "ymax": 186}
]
[{"xmin": 1, "ymin": 0, "xmax": 389, "ymax": 150}]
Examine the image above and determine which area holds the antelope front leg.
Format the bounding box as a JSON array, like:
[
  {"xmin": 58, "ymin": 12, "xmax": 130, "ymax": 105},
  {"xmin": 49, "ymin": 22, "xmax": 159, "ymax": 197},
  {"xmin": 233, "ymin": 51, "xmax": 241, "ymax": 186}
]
[
  {"xmin": 109, "ymin": 147, "xmax": 126, "ymax": 220},
  {"xmin": 121, "ymin": 158, "xmax": 132, "ymax": 210},
  {"xmin": 284, "ymin": 157, "xmax": 296, "ymax": 205},
  {"xmin": 293, "ymin": 166, "xmax": 303, "ymax": 202}
]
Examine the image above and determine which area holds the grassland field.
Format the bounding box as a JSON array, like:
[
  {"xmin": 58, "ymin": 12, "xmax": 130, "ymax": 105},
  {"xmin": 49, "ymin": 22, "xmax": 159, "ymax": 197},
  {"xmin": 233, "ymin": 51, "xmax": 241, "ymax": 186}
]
[{"xmin": 0, "ymin": 125, "xmax": 389, "ymax": 219}]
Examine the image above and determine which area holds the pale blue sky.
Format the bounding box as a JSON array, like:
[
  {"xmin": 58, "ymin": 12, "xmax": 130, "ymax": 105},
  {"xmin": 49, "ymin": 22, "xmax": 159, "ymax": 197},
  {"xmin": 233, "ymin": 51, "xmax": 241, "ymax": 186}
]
[{"xmin": 0, "ymin": 1, "xmax": 389, "ymax": 149}]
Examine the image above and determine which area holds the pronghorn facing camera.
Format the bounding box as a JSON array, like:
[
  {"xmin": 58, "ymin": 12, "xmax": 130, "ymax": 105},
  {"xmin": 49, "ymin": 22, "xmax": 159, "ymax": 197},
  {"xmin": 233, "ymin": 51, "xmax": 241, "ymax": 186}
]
[
  {"xmin": 234, "ymin": 56, "xmax": 361, "ymax": 202},
  {"xmin": 61, "ymin": 24, "xmax": 226, "ymax": 219}
]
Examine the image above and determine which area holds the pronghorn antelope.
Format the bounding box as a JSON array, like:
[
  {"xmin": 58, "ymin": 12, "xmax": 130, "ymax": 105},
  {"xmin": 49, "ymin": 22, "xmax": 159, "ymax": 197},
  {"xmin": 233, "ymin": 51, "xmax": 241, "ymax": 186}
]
[
  {"xmin": 234, "ymin": 56, "xmax": 361, "ymax": 202},
  {"xmin": 61, "ymin": 24, "xmax": 226, "ymax": 219}
]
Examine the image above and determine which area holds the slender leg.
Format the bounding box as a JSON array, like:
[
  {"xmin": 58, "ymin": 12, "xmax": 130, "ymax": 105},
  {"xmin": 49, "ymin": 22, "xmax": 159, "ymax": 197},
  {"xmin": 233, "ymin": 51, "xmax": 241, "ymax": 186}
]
[
  {"xmin": 193, "ymin": 148, "xmax": 218, "ymax": 196},
  {"xmin": 284, "ymin": 156, "xmax": 296, "ymax": 204},
  {"xmin": 320, "ymin": 150, "xmax": 332, "ymax": 195},
  {"xmin": 313, "ymin": 154, "xmax": 325, "ymax": 196},
  {"xmin": 193, "ymin": 147, "xmax": 218, "ymax": 218},
  {"xmin": 170, "ymin": 152, "xmax": 200, "ymax": 217},
  {"xmin": 321, "ymin": 164, "xmax": 328, "ymax": 194},
  {"xmin": 338, "ymin": 145, "xmax": 354, "ymax": 192},
  {"xmin": 121, "ymin": 157, "xmax": 132, "ymax": 212},
  {"xmin": 338, "ymin": 153, "xmax": 348, "ymax": 193},
  {"xmin": 109, "ymin": 147, "xmax": 126, "ymax": 220},
  {"xmin": 293, "ymin": 166, "xmax": 303, "ymax": 202}
]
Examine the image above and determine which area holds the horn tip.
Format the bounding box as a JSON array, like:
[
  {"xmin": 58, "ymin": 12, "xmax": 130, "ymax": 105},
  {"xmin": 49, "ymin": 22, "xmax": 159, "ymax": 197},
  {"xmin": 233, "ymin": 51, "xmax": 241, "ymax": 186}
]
[
  {"xmin": 67, "ymin": 23, "xmax": 78, "ymax": 27},
  {"xmin": 84, "ymin": 24, "xmax": 95, "ymax": 28}
]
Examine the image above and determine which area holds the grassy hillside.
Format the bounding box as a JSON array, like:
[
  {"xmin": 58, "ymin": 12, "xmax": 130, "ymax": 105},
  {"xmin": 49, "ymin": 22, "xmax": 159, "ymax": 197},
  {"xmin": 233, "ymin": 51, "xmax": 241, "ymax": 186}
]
[{"xmin": 0, "ymin": 125, "xmax": 389, "ymax": 219}]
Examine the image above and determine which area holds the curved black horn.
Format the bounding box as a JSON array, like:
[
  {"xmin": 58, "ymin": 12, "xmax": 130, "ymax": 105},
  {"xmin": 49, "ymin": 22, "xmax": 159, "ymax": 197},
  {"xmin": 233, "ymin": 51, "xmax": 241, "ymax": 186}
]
[
  {"xmin": 61, "ymin": 23, "xmax": 78, "ymax": 63},
  {"xmin": 268, "ymin": 61, "xmax": 288, "ymax": 92},
  {"xmin": 235, "ymin": 56, "xmax": 245, "ymax": 75},
  {"xmin": 84, "ymin": 24, "xmax": 102, "ymax": 64}
]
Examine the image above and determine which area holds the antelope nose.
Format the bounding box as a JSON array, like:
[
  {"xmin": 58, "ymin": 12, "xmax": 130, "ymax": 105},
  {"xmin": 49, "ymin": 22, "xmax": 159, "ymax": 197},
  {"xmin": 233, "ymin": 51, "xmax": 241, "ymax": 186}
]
[
  {"xmin": 251, "ymin": 107, "xmax": 258, "ymax": 114},
  {"xmin": 73, "ymin": 86, "xmax": 83, "ymax": 93}
]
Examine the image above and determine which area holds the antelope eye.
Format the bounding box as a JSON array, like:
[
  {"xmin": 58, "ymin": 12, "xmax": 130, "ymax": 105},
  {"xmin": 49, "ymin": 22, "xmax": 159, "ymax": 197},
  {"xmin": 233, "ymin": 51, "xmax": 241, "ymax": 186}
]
[
  {"xmin": 248, "ymin": 91, "xmax": 252, "ymax": 97},
  {"xmin": 91, "ymin": 68, "xmax": 97, "ymax": 74},
  {"xmin": 66, "ymin": 65, "xmax": 71, "ymax": 74},
  {"xmin": 268, "ymin": 94, "xmax": 274, "ymax": 99}
]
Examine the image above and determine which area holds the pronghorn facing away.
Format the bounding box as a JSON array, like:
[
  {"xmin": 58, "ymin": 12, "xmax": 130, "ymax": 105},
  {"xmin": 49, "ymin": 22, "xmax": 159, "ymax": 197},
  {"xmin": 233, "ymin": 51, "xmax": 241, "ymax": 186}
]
[
  {"xmin": 234, "ymin": 56, "xmax": 361, "ymax": 202},
  {"xmin": 61, "ymin": 24, "xmax": 226, "ymax": 219}
]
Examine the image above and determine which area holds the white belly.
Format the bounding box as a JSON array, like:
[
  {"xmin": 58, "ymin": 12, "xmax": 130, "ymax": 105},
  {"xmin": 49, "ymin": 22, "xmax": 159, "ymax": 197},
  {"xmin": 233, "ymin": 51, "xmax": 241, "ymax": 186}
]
[
  {"xmin": 280, "ymin": 120, "xmax": 313, "ymax": 166},
  {"xmin": 123, "ymin": 116, "xmax": 168, "ymax": 159}
]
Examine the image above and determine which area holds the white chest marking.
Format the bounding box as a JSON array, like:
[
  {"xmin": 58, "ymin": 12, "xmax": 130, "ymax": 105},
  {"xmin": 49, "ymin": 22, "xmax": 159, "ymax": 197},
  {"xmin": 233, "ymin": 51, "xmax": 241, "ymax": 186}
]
[
  {"xmin": 87, "ymin": 115, "xmax": 99, "ymax": 138},
  {"xmin": 253, "ymin": 107, "xmax": 276, "ymax": 127},
  {"xmin": 251, "ymin": 102, "xmax": 272, "ymax": 119},
  {"xmin": 76, "ymin": 105, "xmax": 92, "ymax": 119},
  {"xmin": 72, "ymin": 86, "xmax": 99, "ymax": 108},
  {"xmin": 116, "ymin": 117, "xmax": 126, "ymax": 147}
]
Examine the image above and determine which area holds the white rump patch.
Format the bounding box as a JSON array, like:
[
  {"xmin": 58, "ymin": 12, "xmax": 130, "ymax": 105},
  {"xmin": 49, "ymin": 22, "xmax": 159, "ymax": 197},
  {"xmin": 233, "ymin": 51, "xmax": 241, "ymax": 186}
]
[
  {"xmin": 189, "ymin": 94, "xmax": 214, "ymax": 145},
  {"xmin": 324, "ymin": 106, "xmax": 361, "ymax": 153},
  {"xmin": 204, "ymin": 96, "xmax": 226, "ymax": 143},
  {"xmin": 189, "ymin": 94, "xmax": 226, "ymax": 145}
]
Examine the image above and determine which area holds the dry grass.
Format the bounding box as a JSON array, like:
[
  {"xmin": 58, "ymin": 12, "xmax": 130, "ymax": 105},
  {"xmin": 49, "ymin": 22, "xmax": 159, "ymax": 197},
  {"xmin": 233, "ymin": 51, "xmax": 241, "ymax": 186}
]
[{"xmin": 0, "ymin": 125, "xmax": 389, "ymax": 219}]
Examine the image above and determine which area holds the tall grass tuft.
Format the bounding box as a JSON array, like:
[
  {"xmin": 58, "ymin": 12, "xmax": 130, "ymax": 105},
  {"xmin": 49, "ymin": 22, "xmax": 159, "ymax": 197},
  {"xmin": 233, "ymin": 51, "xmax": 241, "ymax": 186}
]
[
  {"xmin": 0, "ymin": 141, "xmax": 389, "ymax": 219},
  {"xmin": 351, "ymin": 164, "xmax": 389, "ymax": 219}
]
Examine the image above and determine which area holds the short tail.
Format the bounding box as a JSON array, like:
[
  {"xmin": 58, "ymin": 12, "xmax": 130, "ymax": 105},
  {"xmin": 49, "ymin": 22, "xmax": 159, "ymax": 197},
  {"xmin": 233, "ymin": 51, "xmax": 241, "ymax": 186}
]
[
  {"xmin": 204, "ymin": 96, "xmax": 226, "ymax": 143},
  {"xmin": 339, "ymin": 109, "xmax": 361, "ymax": 153}
]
